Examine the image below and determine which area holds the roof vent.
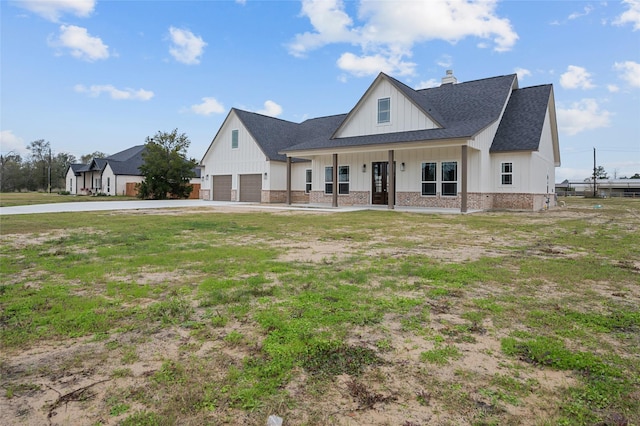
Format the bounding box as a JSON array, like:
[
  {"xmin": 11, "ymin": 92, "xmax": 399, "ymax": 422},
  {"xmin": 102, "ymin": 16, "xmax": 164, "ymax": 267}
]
[{"xmin": 441, "ymin": 69, "xmax": 457, "ymax": 85}]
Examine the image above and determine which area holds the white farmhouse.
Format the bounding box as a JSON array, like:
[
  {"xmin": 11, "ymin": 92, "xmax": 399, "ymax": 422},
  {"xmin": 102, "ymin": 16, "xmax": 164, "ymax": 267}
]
[
  {"xmin": 199, "ymin": 71, "xmax": 560, "ymax": 211},
  {"xmin": 65, "ymin": 145, "xmax": 201, "ymax": 197}
]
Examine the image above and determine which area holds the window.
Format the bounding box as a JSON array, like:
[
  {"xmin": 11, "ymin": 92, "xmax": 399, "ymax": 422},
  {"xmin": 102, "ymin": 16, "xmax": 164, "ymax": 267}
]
[
  {"xmin": 107, "ymin": 177, "xmax": 111, "ymax": 192},
  {"xmin": 421, "ymin": 162, "xmax": 437, "ymax": 196},
  {"xmin": 378, "ymin": 97, "xmax": 390, "ymax": 124},
  {"xmin": 305, "ymin": 169, "xmax": 312, "ymax": 193},
  {"xmin": 338, "ymin": 165, "xmax": 350, "ymax": 194},
  {"xmin": 94, "ymin": 178, "xmax": 101, "ymax": 189},
  {"xmin": 501, "ymin": 162, "xmax": 513, "ymax": 185},
  {"xmin": 325, "ymin": 166, "xmax": 333, "ymax": 194},
  {"xmin": 69, "ymin": 179, "xmax": 73, "ymax": 192},
  {"xmin": 231, "ymin": 129, "xmax": 239, "ymax": 149},
  {"xmin": 324, "ymin": 166, "xmax": 350, "ymax": 194},
  {"xmin": 441, "ymin": 161, "xmax": 457, "ymax": 196}
]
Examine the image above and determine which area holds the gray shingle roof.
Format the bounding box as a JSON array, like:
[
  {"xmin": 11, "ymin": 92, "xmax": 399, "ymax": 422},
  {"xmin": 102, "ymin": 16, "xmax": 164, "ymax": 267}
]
[
  {"xmin": 224, "ymin": 73, "xmax": 551, "ymax": 157},
  {"xmin": 233, "ymin": 109, "xmax": 301, "ymax": 161},
  {"xmin": 283, "ymin": 73, "xmax": 518, "ymax": 152},
  {"xmin": 107, "ymin": 145, "xmax": 146, "ymax": 175},
  {"xmin": 490, "ymin": 85, "xmax": 552, "ymax": 152}
]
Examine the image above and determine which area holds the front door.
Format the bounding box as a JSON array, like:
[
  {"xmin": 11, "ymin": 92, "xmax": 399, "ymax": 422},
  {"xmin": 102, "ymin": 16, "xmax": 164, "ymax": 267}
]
[{"xmin": 372, "ymin": 162, "xmax": 388, "ymax": 205}]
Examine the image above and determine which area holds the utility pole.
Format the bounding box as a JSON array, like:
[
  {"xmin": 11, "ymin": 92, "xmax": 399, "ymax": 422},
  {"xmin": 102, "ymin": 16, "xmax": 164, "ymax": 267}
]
[
  {"xmin": 48, "ymin": 147, "xmax": 52, "ymax": 193},
  {"xmin": 593, "ymin": 147, "xmax": 597, "ymax": 198}
]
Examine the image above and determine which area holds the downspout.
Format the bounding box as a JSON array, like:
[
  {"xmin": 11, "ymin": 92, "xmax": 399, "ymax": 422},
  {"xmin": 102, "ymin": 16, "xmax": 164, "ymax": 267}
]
[
  {"xmin": 461, "ymin": 145, "xmax": 468, "ymax": 213},
  {"xmin": 286, "ymin": 157, "xmax": 292, "ymax": 205},
  {"xmin": 388, "ymin": 150, "xmax": 395, "ymax": 209},
  {"xmin": 332, "ymin": 153, "xmax": 338, "ymax": 207}
]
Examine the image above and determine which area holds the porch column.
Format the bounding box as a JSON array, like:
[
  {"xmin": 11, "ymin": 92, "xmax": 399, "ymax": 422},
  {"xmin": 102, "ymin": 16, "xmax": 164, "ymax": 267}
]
[
  {"xmin": 388, "ymin": 150, "xmax": 395, "ymax": 209},
  {"xmin": 286, "ymin": 156, "xmax": 292, "ymax": 205},
  {"xmin": 461, "ymin": 145, "xmax": 468, "ymax": 213},
  {"xmin": 332, "ymin": 153, "xmax": 338, "ymax": 207}
]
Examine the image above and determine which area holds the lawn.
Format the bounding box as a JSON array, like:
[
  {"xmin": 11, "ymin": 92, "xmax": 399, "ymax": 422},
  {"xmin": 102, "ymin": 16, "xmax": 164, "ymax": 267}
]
[{"xmin": 0, "ymin": 198, "xmax": 638, "ymax": 425}]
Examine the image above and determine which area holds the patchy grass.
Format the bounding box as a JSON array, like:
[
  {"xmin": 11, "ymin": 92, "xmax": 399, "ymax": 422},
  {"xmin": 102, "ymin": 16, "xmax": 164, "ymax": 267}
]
[{"xmin": 0, "ymin": 197, "xmax": 638, "ymax": 425}]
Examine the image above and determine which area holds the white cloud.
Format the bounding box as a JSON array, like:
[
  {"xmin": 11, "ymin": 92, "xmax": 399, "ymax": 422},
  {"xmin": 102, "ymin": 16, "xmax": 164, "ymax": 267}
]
[
  {"xmin": 415, "ymin": 78, "xmax": 439, "ymax": 89},
  {"xmin": 514, "ymin": 67, "xmax": 531, "ymax": 81},
  {"xmin": 190, "ymin": 97, "xmax": 225, "ymax": 115},
  {"xmin": 614, "ymin": 0, "xmax": 640, "ymax": 30},
  {"xmin": 74, "ymin": 84, "xmax": 154, "ymax": 101},
  {"xmin": 560, "ymin": 65, "xmax": 595, "ymax": 89},
  {"xmin": 557, "ymin": 99, "xmax": 612, "ymax": 135},
  {"xmin": 288, "ymin": 0, "xmax": 356, "ymax": 58},
  {"xmin": 168, "ymin": 27, "xmax": 207, "ymax": 65},
  {"xmin": 436, "ymin": 54, "xmax": 453, "ymax": 68},
  {"xmin": 288, "ymin": 0, "xmax": 518, "ymax": 77},
  {"xmin": 49, "ymin": 25, "xmax": 109, "ymax": 61},
  {"xmin": 14, "ymin": 0, "xmax": 95, "ymax": 22},
  {"xmin": 0, "ymin": 130, "xmax": 28, "ymax": 155},
  {"xmin": 608, "ymin": 84, "xmax": 620, "ymax": 92},
  {"xmin": 235, "ymin": 0, "xmax": 247, "ymax": 4},
  {"xmin": 614, "ymin": 60, "xmax": 640, "ymax": 87},
  {"xmin": 568, "ymin": 5, "xmax": 594, "ymax": 20},
  {"xmin": 337, "ymin": 52, "xmax": 415, "ymax": 77},
  {"xmin": 257, "ymin": 100, "xmax": 283, "ymax": 117}
]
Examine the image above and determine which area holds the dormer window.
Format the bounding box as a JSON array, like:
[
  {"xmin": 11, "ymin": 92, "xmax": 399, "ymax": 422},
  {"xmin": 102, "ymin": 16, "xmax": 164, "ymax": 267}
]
[{"xmin": 377, "ymin": 97, "xmax": 390, "ymax": 124}]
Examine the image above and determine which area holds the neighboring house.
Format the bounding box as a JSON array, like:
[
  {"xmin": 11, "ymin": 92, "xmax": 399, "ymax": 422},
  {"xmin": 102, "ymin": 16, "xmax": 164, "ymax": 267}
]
[
  {"xmin": 200, "ymin": 70, "xmax": 560, "ymax": 211},
  {"xmin": 65, "ymin": 145, "xmax": 201, "ymax": 198}
]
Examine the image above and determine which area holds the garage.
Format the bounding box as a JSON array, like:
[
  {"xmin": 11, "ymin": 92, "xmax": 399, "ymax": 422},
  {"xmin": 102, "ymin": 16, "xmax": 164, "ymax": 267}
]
[
  {"xmin": 239, "ymin": 174, "xmax": 262, "ymax": 202},
  {"xmin": 212, "ymin": 175, "xmax": 232, "ymax": 201}
]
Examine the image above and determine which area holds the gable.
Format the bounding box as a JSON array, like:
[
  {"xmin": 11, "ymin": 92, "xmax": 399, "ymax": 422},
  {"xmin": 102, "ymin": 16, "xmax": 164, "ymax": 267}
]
[
  {"xmin": 333, "ymin": 74, "xmax": 441, "ymax": 139},
  {"xmin": 201, "ymin": 110, "xmax": 267, "ymax": 168}
]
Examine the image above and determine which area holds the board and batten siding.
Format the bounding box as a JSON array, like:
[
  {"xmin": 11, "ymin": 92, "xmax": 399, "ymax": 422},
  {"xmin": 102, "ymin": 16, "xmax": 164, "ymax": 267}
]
[
  {"xmin": 311, "ymin": 146, "xmax": 461, "ymax": 195},
  {"xmin": 335, "ymin": 79, "xmax": 439, "ymax": 138},
  {"xmin": 200, "ymin": 111, "xmax": 268, "ymax": 197},
  {"xmin": 529, "ymin": 106, "xmax": 557, "ymax": 194},
  {"xmin": 267, "ymin": 161, "xmax": 309, "ymax": 192}
]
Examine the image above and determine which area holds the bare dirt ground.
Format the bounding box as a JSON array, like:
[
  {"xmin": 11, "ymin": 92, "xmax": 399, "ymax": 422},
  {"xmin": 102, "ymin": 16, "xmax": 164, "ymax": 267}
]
[{"xmin": 1, "ymin": 204, "xmax": 638, "ymax": 426}]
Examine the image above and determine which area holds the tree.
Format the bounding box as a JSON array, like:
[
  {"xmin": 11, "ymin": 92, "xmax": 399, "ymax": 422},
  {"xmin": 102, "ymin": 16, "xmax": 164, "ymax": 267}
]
[
  {"xmin": 137, "ymin": 129, "xmax": 196, "ymax": 199},
  {"xmin": 630, "ymin": 173, "xmax": 640, "ymax": 179},
  {"xmin": 52, "ymin": 152, "xmax": 77, "ymax": 190},
  {"xmin": 27, "ymin": 139, "xmax": 51, "ymax": 191},
  {"xmin": 594, "ymin": 166, "xmax": 609, "ymax": 180},
  {"xmin": 80, "ymin": 151, "xmax": 109, "ymax": 164},
  {"xmin": 0, "ymin": 152, "xmax": 24, "ymax": 192}
]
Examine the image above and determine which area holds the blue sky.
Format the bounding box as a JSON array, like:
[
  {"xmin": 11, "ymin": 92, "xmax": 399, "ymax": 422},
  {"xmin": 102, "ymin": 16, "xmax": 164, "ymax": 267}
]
[{"xmin": 1, "ymin": 0, "xmax": 639, "ymax": 181}]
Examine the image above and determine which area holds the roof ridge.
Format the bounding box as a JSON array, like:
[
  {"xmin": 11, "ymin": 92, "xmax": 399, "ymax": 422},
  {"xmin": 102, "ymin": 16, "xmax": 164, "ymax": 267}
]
[{"xmin": 233, "ymin": 107, "xmax": 297, "ymax": 125}]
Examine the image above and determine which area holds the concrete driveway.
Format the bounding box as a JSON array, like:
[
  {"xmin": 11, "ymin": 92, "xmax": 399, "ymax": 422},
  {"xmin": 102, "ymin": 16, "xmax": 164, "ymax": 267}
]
[{"xmin": 0, "ymin": 199, "xmax": 348, "ymax": 215}]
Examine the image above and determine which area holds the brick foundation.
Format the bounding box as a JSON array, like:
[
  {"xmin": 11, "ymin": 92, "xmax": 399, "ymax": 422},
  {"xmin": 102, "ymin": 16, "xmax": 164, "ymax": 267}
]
[
  {"xmin": 310, "ymin": 190, "xmax": 554, "ymax": 211},
  {"xmin": 262, "ymin": 190, "xmax": 309, "ymax": 203},
  {"xmin": 396, "ymin": 192, "xmax": 461, "ymax": 209},
  {"xmin": 310, "ymin": 191, "xmax": 369, "ymax": 205}
]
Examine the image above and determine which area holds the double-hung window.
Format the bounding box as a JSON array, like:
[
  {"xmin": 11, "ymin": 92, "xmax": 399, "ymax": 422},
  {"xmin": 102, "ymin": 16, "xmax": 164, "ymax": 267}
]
[
  {"xmin": 231, "ymin": 129, "xmax": 239, "ymax": 149},
  {"xmin": 421, "ymin": 162, "xmax": 437, "ymax": 196},
  {"xmin": 338, "ymin": 165, "xmax": 350, "ymax": 194},
  {"xmin": 324, "ymin": 166, "xmax": 350, "ymax": 194},
  {"xmin": 305, "ymin": 169, "xmax": 312, "ymax": 193},
  {"xmin": 377, "ymin": 97, "xmax": 390, "ymax": 124},
  {"xmin": 501, "ymin": 162, "xmax": 513, "ymax": 185},
  {"xmin": 324, "ymin": 166, "xmax": 333, "ymax": 194},
  {"xmin": 441, "ymin": 161, "xmax": 458, "ymax": 196}
]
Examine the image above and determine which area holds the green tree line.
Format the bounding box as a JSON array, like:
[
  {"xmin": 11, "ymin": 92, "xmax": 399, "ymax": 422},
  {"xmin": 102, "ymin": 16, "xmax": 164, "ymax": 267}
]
[{"xmin": 0, "ymin": 139, "xmax": 106, "ymax": 192}]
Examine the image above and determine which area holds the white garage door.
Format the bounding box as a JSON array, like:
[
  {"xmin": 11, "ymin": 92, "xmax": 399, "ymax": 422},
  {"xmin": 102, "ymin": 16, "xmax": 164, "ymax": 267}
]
[
  {"xmin": 239, "ymin": 174, "xmax": 262, "ymax": 202},
  {"xmin": 212, "ymin": 175, "xmax": 232, "ymax": 201}
]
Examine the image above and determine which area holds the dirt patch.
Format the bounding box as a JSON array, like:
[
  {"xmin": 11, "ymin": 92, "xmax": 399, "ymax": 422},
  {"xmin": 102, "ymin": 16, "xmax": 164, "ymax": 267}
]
[{"xmin": 2, "ymin": 201, "xmax": 638, "ymax": 425}]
